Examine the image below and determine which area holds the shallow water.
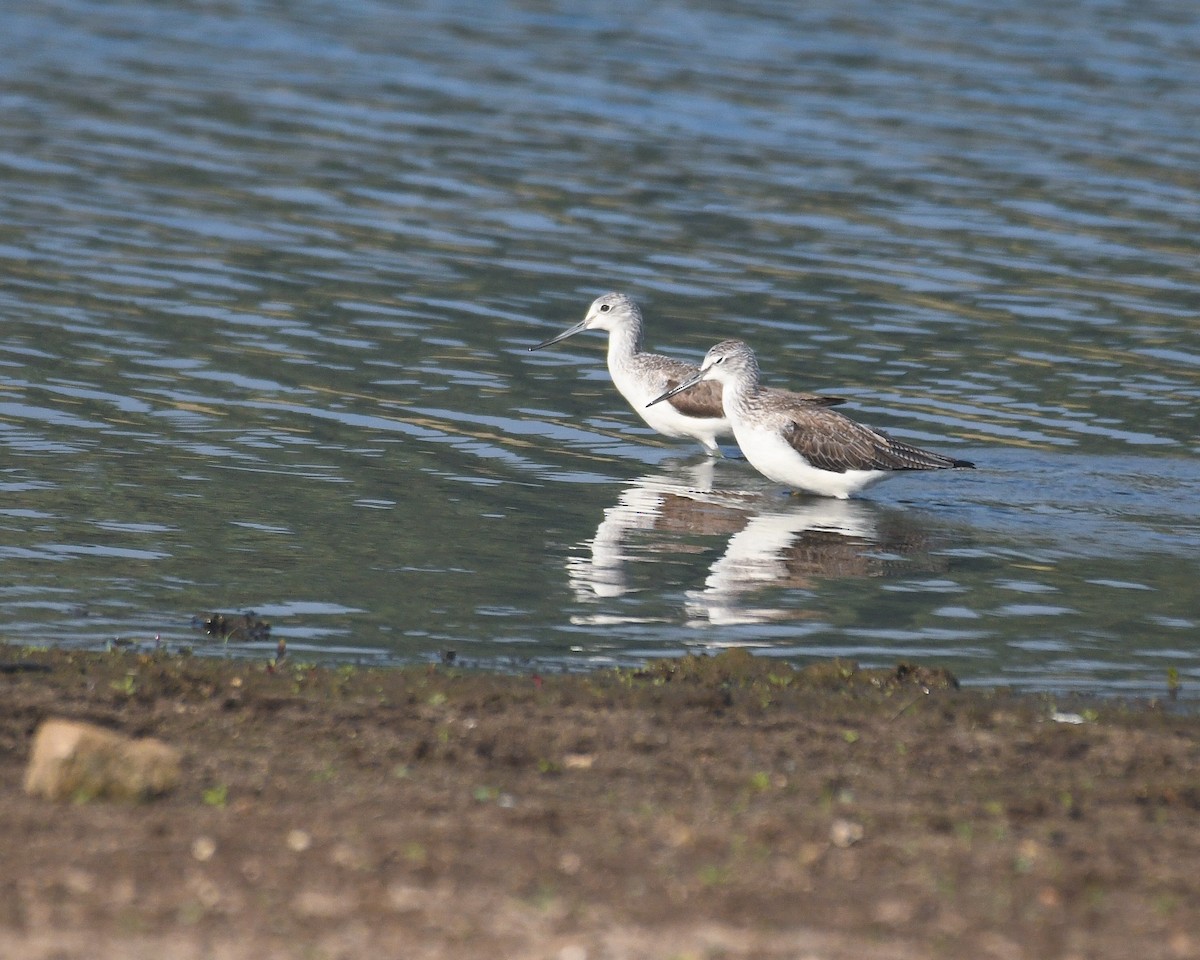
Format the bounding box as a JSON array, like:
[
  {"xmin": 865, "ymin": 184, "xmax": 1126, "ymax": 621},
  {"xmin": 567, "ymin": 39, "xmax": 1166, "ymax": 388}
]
[{"xmin": 1, "ymin": 0, "xmax": 1197, "ymax": 696}]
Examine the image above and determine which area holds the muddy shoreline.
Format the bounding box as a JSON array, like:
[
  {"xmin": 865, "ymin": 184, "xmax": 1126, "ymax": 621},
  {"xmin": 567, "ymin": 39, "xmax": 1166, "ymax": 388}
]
[{"xmin": 2, "ymin": 645, "xmax": 1197, "ymax": 959}]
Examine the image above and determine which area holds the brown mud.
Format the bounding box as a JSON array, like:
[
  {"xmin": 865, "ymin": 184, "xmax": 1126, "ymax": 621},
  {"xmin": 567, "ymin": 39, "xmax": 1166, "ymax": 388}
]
[{"xmin": 1, "ymin": 645, "xmax": 1197, "ymax": 959}]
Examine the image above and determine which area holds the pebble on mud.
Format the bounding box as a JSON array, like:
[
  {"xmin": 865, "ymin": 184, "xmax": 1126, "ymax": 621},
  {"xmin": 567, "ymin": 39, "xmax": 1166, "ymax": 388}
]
[
  {"xmin": 192, "ymin": 836, "xmax": 217, "ymax": 862},
  {"xmin": 829, "ymin": 818, "xmax": 865, "ymax": 848},
  {"xmin": 23, "ymin": 718, "xmax": 181, "ymax": 802}
]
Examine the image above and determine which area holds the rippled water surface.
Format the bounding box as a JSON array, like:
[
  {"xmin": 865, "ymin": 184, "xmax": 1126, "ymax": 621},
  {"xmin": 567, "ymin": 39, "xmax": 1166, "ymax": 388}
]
[{"xmin": 2, "ymin": 0, "xmax": 1198, "ymax": 696}]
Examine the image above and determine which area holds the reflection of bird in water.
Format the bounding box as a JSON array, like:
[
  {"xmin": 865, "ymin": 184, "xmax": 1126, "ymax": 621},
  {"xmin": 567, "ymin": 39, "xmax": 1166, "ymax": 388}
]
[
  {"xmin": 687, "ymin": 500, "xmax": 941, "ymax": 625},
  {"xmin": 566, "ymin": 462, "xmax": 945, "ymax": 633},
  {"xmin": 530, "ymin": 293, "xmax": 844, "ymax": 456},
  {"xmin": 567, "ymin": 461, "xmax": 751, "ymax": 601}
]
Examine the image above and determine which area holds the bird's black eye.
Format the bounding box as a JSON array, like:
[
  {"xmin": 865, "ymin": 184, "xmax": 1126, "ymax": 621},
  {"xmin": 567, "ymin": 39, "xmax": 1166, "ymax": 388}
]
[{"xmin": 599, "ymin": 303, "xmax": 611, "ymax": 312}]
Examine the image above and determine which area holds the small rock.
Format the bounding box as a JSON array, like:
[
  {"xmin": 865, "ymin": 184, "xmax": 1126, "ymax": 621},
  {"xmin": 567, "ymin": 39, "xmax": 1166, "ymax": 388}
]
[
  {"xmin": 286, "ymin": 828, "xmax": 313, "ymax": 852},
  {"xmin": 192, "ymin": 836, "xmax": 217, "ymax": 862},
  {"xmin": 24, "ymin": 719, "xmax": 181, "ymax": 802},
  {"xmin": 558, "ymin": 852, "xmax": 582, "ymax": 875},
  {"xmin": 330, "ymin": 842, "xmax": 367, "ymax": 870},
  {"xmin": 62, "ymin": 868, "xmax": 96, "ymax": 895},
  {"xmin": 189, "ymin": 875, "xmax": 222, "ymax": 909},
  {"xmin": 872, "ymin": 897, "xmax": 915, "ymax": 924},
  {"xmin": 829, "ymin": 818, "xmax": 865, "ymax": 848},
  {"xmin": 1037, "ymin": 885, "xmax": 1062, "ymax": 908}
]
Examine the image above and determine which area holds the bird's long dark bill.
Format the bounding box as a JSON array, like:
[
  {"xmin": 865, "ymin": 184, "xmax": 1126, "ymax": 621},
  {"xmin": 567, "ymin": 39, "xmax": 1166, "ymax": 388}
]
[
  {"xmin": 646, "ymin": 370, "xmax": 706, "ymax": 407},
  {"xmin": 529, "ymin": 320, "xmax": 588, "ymax": 351}
]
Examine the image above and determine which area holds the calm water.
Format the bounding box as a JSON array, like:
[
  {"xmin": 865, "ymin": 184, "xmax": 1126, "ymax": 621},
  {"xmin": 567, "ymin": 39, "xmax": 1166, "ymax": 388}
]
[{"xmin": 2, "ymin": 0, "xmax": 1198, "ymax": 697}]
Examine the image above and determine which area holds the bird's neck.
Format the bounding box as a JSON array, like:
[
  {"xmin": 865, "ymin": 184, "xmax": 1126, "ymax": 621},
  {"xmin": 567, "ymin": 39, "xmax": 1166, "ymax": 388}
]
[
  {"xmin": 606, "ymin": 322, "xmax": 644, "ymax": 369},
  {"xmin": 722, "ymin": 371, "xmax": 759, "ymax": 412}
]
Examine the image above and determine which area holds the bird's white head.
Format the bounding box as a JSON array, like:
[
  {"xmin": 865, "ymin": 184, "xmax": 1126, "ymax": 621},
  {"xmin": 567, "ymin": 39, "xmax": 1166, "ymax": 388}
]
[
  {"xmin": 647, "ymin": 338, "xmax": 759, "ymax": 409},
  {"xmin": 579, "ymin": 291, "xmax": 641, "ymax": 333},
  {"xmin": 529, "ymin": 291, "xmax": 643, "ymax": 352},
  {"xmin": 696, "ymin": 338, "xmax": 758, "ymax": 386}
]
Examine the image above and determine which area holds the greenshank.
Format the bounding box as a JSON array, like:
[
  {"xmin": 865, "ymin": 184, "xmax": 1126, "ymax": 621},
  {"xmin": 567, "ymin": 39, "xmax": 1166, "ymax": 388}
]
[
  {"xmin": 531, "ymin": 293, "xmax": 845, "ymax": 456},
  {"xmin": 648, "ymin": 338, "xmax": 974, "ymax": 498}
]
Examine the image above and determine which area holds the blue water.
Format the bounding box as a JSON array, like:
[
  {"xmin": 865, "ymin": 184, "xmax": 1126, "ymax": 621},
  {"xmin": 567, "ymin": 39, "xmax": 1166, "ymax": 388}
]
[{"xmin": 1, "ymin": 0, "xmax": 1197, "ymax": 697}]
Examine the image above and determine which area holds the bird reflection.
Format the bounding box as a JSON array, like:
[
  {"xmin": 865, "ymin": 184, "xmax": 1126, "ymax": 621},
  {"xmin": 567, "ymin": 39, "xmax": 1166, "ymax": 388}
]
[
  {"xmin": 568, "ymin": 464, "xmax": 939, "ymax": 626},
  {"xmin": 566, "ymin": 460, "xmax": 751, "ymax": 600},
  {"xmin": 686, "ymin": 499, "xmax": 880, "ymax": 625}
]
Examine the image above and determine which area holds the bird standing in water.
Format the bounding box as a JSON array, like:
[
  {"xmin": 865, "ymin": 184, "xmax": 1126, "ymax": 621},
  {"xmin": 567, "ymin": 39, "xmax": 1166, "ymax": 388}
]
[
  {"xmin": 531, "ymin": 293, "xmax": 844, "ymax": 456},
  {"xmin": 649, "ymin": 338, "xmax": 974, "ymax": 498}
]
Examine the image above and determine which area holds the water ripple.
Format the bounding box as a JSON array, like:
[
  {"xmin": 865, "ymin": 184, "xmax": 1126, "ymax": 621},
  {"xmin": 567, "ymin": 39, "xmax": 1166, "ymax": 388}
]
[{"xmin": 0, "ymin": 0, "xmax": 1196, "ymax": 696}]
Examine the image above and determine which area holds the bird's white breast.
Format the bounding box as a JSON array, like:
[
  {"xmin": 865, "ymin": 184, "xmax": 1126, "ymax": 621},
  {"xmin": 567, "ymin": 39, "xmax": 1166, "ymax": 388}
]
[{"xmin": 611, "ymin": 360, "xmax": 729, "ymax": 442}]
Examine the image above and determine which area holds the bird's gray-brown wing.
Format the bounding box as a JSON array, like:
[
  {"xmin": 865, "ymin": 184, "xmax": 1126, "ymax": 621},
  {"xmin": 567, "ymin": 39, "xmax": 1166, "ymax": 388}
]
[
  {"xmin": 642, "ymin": 355, "xmax": 727, "ymax": 419},
  {"xmin": 781, "ymin": 406, "xmax": 974, "ymax": 473},
  {"xmin": 662, "ymin": 375, "xmax": 725, "ymax": 419}
]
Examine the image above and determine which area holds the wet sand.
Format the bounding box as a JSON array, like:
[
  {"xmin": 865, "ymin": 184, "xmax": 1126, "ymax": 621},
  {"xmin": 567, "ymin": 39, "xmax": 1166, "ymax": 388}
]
[{"xmin": 1, "ymin": 645, "xmax": 1197, "ymax": 959}]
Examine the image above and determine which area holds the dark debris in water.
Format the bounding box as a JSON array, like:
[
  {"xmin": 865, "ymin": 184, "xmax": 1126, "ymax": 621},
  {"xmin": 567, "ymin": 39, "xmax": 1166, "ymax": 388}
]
[{"xmin": 193, "ymin": 611, "xmax": 271, "ymax": 643}]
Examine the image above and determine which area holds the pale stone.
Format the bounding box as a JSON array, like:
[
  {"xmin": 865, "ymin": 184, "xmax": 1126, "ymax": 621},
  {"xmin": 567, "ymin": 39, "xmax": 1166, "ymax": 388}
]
[
  {"xmin": 829, "ymin": 818, "xmax": 864, "ymax": 848},
  {"xmin": 23, "ymin": 718, "xmax": 181, "ymax": 802},
  {"xmin": 191, "ymin": 836, "xmax": 217, "ymax": 862}
]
